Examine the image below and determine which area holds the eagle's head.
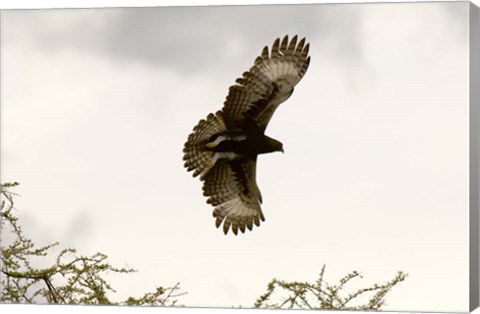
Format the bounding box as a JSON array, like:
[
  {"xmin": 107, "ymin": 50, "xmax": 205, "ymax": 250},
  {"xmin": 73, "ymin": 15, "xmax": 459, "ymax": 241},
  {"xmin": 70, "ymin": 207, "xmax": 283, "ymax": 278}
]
[{"xmin": 265, "ymin": 136, "xmax": 284, "ymax": 154}]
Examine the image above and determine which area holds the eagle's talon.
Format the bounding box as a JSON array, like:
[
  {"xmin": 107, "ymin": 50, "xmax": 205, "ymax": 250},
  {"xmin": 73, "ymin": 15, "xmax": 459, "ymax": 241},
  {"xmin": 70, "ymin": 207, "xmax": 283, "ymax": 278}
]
[{"xmin": 206, "ymin": 159, "xmax": 214, "ymax": 168}]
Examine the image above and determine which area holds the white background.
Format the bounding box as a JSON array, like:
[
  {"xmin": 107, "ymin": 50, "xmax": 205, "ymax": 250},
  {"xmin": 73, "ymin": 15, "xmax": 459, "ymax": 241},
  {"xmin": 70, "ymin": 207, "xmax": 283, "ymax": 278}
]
[{"xmin": 0, "ymin": 1, "xmax": 478, "ymax": 312}]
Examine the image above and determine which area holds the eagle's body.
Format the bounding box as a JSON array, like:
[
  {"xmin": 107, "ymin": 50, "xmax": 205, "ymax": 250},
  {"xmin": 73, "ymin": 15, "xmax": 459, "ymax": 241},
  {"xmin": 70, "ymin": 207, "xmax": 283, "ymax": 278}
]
[
  {"xmin": 206, "ymin": 125, "xmax": 283, "ymax": 157},
  {"xmin": 183, "ymin": 35, "xmax": 310, "ymax": 235}
]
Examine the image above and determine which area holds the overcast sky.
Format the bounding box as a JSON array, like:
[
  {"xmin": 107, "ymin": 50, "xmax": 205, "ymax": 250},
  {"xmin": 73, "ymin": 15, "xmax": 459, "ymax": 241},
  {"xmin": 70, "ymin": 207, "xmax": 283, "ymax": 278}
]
[{"xmin": 1, "ymin": 2, "xmax": 471, "ymax": 312}]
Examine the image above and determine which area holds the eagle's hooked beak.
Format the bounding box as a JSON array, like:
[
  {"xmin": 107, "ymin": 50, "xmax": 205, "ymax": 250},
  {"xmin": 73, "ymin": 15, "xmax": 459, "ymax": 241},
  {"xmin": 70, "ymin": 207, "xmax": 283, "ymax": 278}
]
[{"xmin": 281, "ymin": 147, "xmax": 285, "ymax": 153}]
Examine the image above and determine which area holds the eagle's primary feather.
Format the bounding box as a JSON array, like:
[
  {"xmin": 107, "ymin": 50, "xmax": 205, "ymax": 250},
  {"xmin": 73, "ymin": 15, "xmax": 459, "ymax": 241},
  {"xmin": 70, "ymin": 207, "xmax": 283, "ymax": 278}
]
[{"xmin": 183, "ymin": 35, "xmax": 310, "ymax": 235}]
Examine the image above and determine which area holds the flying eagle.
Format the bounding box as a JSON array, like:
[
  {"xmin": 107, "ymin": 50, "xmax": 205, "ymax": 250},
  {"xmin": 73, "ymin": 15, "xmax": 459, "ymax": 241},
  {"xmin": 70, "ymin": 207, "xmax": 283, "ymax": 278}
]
[{"xmin": 183, "ymin": 35, "xmax": 311, "ymax": 235}]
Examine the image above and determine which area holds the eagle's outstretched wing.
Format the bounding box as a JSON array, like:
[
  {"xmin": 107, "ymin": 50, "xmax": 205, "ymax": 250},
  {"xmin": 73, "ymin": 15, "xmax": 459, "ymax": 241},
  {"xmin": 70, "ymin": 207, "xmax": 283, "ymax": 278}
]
[
  {"xmin": 202, "ymin": 158, "xmax": 264, "ymax": 235},
  {"xmin": 222, "ymin": 35, "xmax": 310, "ymax": 130},
  {"xmin": 184, "ymin": 110, "xmax": 265, "ymax": 235}
]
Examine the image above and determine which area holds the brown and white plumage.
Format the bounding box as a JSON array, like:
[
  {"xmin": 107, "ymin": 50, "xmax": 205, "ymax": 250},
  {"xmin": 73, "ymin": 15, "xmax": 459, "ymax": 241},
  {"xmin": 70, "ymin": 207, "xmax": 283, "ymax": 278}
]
[{"xmin": 183, "ymin": 35, "xmax": 310, "ymax": 235}]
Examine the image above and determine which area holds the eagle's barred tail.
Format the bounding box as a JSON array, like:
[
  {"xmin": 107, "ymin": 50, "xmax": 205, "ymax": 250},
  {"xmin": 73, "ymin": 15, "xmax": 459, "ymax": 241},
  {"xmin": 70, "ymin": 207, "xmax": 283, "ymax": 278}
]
[
  {"xmin": 183, "ymin": 111, "xmax": 227, "ymax": 179},
  {"xmin": 213, "ymin": 205, "xmax": 265, "ymax": 235}
]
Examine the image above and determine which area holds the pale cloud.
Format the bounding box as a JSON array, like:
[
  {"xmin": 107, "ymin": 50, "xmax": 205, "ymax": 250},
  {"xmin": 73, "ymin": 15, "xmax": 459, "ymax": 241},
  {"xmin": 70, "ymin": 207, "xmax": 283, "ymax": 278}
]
[
  {"xmin": 4, "ymin": 4, "xmax": 365, "ymax": 73},
  {"xmin": 1, "ymin": 2, "xmax": 472, "ymax": 312}
]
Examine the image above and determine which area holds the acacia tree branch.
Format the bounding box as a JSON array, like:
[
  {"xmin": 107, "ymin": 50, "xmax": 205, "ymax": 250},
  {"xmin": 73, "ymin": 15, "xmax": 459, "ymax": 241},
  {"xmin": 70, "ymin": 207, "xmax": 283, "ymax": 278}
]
[
  {"xmin": 1, "ymin": 182, "xmax": 186, "ymax": 306},
  {"xmin": 254, "ymin": 266, "xmax": 408, "ymax": 311}
]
